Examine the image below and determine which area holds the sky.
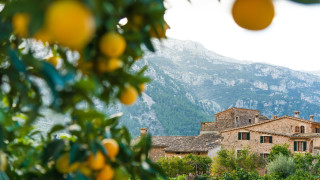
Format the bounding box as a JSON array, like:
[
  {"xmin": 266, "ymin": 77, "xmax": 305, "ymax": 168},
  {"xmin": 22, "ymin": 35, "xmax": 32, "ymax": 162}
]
[{"xmin": 164, "ymin": 0, "xmax": 320, "ymax": 72}]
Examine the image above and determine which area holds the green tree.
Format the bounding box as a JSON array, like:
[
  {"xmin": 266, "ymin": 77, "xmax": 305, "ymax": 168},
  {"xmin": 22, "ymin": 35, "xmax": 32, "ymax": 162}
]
[
  {"xmin": 0, "ymin": 0, "xmax": 168, "ymax": 179},
  {"xmin": 211, "ymin": 148, "xmax": 265, "ymax": 177},
  {"xmin": 266, "ymin": 154, "xmax": 295, "ymax": 178},
  {"xmin": 268, "ymin": 144, "xmax": 292, "ymax": 162}
]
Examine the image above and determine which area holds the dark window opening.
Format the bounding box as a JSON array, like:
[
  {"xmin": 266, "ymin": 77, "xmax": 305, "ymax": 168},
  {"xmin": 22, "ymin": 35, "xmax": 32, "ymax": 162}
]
[
  {"xmin": 294, "ymin": 141, "xmax": 307, "ymax": 152},
  {"xmin": 316, "ymin": 128, "xmax": 320, "ymax": 133},
  {"xmin": 249, "ymin": 119, "xmax": 252, "ymax": 123},
  {"xmin": 238, "ymin": 132, "xmax": 250, "ymax": 140},
  {"xmin": 260, "ymin": 153, "xmax": 269, "ymax": 162},
  {"xmin": 176, "ymin": 152, "xmax": 181, "ymax": 154},
  {"xmin": 260, "ymin": 136, "xmax": 272, "ymax": 143},
  {"xmin": 300, "ymin": 126, "xmax": 305, "ymax": 133}
]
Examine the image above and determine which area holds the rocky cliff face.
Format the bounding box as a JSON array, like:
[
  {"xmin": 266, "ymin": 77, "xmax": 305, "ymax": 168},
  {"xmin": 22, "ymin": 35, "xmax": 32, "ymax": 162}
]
[{"xmin": 113, "ymin": 39, "xmax": 320, "ymax": 137}]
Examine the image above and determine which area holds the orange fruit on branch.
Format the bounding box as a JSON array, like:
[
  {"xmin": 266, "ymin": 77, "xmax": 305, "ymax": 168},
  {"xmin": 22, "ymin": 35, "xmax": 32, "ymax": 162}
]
[
  {"xmin": 232, "ymin": 0, "xmax": 275, "ymax": 30},
  {"xmin": 96, "ymin": 164, "xmax": 114, "ymax": 180},
  {"xmin": 99, "ymin": 32, "xmax": 126, "ymax": 58},
  {"xmin": 102, "ymin": 139, "xmax": 119, "ymax": 159},
  {"xmin": 119, "ymin": 85, "xmax": 138, "ymax": 106},
  {"xmin": 87, "ymin": 151, "xmax": 105, "ymax": 170},
  {"xmin": 12, "ymin": 13, "xmax": 30, "ymax": 37},
  {"xmin": 150, "ymin": 22, "xmax": 169, "ymax": 38},
  {"xmin": 55, "ymin": 153, "xmax": 80, "ymax": 174},
  {"xmin": 97, "ymin": 57, "xmax": 123, "ymax": 73},
  {"xmin": 45, "ymin": 0, "xmax": 95, "ymax": 50}
]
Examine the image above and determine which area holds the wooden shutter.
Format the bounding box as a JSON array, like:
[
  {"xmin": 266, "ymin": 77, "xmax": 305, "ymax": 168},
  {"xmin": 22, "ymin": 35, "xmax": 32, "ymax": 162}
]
[
  {"xmin": 238, "ymin": 132, "xmax": 241, "ymax": 140},
  {"xmin": 303, "ymin": 142, "xmax": 307, "ymax": 151},
  {"xmin": 294, "ymin": 141, "xmax": 297, "ymax": 151},
  {"xmin": 247, "ymin": 132, "xmax": 250, "ymax": 140},
  {"xmin": 269, "ymin": 136, "xmax": 272, "ymax": 143},
  {"xmin": 260, "ymin": 136, "xmax": 263, "ymax": 143}
]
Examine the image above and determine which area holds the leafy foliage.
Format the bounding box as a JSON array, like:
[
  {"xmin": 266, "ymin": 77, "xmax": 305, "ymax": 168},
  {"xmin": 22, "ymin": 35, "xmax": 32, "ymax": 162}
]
[
  {"xmin": 156, "ymin": 154, "xmax": 212, "ymax": 178},
  {"xmin": 0, "ymin": 0, "xmax": 169, "ymax": 179},
  {"xmin": 211, "ymin": 148, "xmax": 265, "ymax": 177},
  {"xmin": 268, "ymin": 144, "xmax": 292, "ymax": 162},
  {"xmin": 266, "ymin": 154, "xmax": 295, "ymax": 178}
]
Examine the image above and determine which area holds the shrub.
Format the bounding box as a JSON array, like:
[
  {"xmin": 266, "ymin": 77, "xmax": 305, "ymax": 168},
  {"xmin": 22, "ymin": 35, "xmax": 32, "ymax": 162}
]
[
  {"xmin": 211, "ymin": 148, "xmax": 265, "ymax": 177},
  {"xmin": 268, "ymin": 144, "xmax": 292, "ymax": 162},
  {"xmin": 266, "ymin": 153, "xmax": 295, "ymax": 178},
  {"xmin": 157, "ymin": 154, "xmax": 212, "ymax": 177}
]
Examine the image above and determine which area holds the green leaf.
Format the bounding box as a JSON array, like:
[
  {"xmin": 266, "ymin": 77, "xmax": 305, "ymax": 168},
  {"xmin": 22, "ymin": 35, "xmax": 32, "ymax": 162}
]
[
  {"xmin": 289, "ymin": 0, "xmax": 320, "ymax": 4},
  {"xmin": 47, "ymin": 124, "xmax": 65, "ymax": 139},
  {"xmin": 42, "ymin": 139, "xmax": 65, "ymax": 164}
]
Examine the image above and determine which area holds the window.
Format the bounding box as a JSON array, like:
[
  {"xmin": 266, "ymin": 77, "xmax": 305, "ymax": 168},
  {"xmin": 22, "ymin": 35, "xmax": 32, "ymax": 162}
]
[
  {"xmin": 260, "ymin": 153, "xmax": 269, "ymax": 162},
  {"xmin": 176, "ymin": 152, "xmax": 181, "ymax": 154},
  {"xmin": 295, "ymin": 126, "xmax": 300, "ymax": 133},
  {"xmin": 238, "ymin": 132, "xmax": 250, "ymax": 140},
  {"xmin": 294, "ymin": 141, "xmax": 307, "ymax": 152},
  {"xmin": 260, "ymin": 136, "xmax": 272, "ymax": 143},
  {"xmin": 300, "ymin": 126, "xmax": 305, "ymax": 133},
  {"xmin": 316, "ymin": 128, "xmax": 320, "ymax": 133},
  {"xmin": 248, "ymin": 119, "xmax": 252, "ymax": 123},
  {"xmin": 236, "ymin": 117, "xmax": 239, "ymax": 122}
]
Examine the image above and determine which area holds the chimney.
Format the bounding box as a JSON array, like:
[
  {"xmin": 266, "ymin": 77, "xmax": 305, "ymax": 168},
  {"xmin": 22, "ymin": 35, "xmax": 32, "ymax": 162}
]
[
  {"xmin": 255, "ymin": 114, "xmax": 259, "ymax": 124},
  {"xmin": 140, "ymin": 128, "xmax": 148, "ymax": 136},
  {"xmin": 294, "ymin": 111, "xmax": 300, "ymax": 118},
  {"xmin": 272, "ymin": 115, "xmax": 278, "ymax": 119},
  {"xmin": 310, "ymin": 115, "xmax": 314, "ymax": 121}
]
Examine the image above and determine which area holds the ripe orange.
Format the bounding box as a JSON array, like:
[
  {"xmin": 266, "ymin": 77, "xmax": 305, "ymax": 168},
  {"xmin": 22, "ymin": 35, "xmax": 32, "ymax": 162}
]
[
  {"xmin": 102, "ymin": 139, "xmax": 119, "ymax": 159},
  {"xmin": 96, "ymin": 164, "xmax": 114, "ymax": 180},
  {"xmin": 0, "ymin": 151, "xmax": 7, "ymax": 171},
  {"xmin": 99, "ymin": 32, "xmax": 126, "ymax": 58},
  {"xmin": 55, "ymin": 153, "xmax": 80, "ymax": 174},
  {"xmin": 12, "ymin": 13, "xmax": 30, "ymax": 37},
  {"xmin": 119, "ymin": 85, "xmax": 138, "ymax": 106},
  {"xmin": 87, "ymin": 151, "xmax": 105, "ymax": 170},
  {"xmin": 232, "ymin": 0, "xmax": 275, "ymax": 31},
  {"xmin": 46, "ymin": 56, "xmax": 61, "ymax": 68},
  {"xmin": 79, "ymin": 162, "xmax": 92, "ymax": 177},
  {"xmin": 139, "ymin": 83, "xmax": 146, "ymax": 92},
  {"xmin": 45, "ymin": 0, "xmax": 95, "ymax": 50},
  {"xmin": 33, "ymin": 28, "xmax": 52, "ymax": 43},
  {"xmin": 97, "ymin": 57, "xmax": 123, "ymax": 73},
  {"xmin": 150, "ymin": 22, "xmax": 169, "ymax": 38}
]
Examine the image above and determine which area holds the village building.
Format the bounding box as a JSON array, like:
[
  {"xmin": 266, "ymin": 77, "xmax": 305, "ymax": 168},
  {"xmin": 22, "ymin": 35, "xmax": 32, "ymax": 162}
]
[
  {"xmin": 135, "ymin": 107, "xmax": 320, "ymax": 162},
  {"xmin": 137, "ymin": 128, "xmax": 221, "ymax": 161},
  {"xmin": 220, "ymin": 110, "xmax": 320, "ymax": 160}
]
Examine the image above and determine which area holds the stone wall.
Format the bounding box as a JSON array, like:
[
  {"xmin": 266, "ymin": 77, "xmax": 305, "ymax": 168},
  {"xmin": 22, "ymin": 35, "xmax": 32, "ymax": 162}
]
[
  {"xmin": 233, "ymin": 109, "xmax": 259, "ymax": 128},
  {"xmin": 200, "ymin": 108, "xmax": 260, "ymax": 132},
  {"xmin": 221, "ymin": 130, "xmax": 312, "ymax": 154},
  {"xmin": 165, "ymin": 152, "xmax": 207, "ymax": 158},
  {"xmin": 247, "ymin": 118, "xmax": 313, "ymax": 134},
  {"xmin": 149, "ymin": 147, "xmax": 166, "ymax": 161}
]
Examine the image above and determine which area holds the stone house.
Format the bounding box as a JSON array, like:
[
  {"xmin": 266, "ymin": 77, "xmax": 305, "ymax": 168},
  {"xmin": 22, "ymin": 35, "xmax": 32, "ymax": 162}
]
[
  {"xmin": 220, "ymin": 111, "xmax": 320, "ymax": 160},
  {"xmin": 137, "ymin": 128, "xmax": 221, "ymax": 161},
  {"xmin": 136, "ymin": 107, "xmax": 320, "ymax": 162}
]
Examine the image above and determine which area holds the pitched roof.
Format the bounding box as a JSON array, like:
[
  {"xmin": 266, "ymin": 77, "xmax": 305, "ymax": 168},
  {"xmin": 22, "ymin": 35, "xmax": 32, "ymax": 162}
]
[
  {"xmin": 290, "ymin": 133, "xmax": 320, "ymax": 138},
  {"xmin": 220, "ymin": 115, "xmax": 320, "ymax": 133},
  {"xmin": 215, "ymin": 107, "xmax": 259, "ymax": 116},
  {"xmin": 162, "ymin": 133, "xmax": 221, "ymax": 152}
]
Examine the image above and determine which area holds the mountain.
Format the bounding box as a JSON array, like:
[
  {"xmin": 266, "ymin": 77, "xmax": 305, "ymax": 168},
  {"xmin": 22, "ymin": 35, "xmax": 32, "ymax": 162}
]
[{"xmin": 112, "ymin": 39, "xmax": 320, "ymax": 137}]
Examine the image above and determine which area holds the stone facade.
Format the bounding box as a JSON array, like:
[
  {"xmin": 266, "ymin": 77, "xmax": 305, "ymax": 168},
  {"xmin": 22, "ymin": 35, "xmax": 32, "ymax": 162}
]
[
  {"xmin": 165, "ymin": 152, "xmax": 208, "ymax": 159},
  {"xmin": 221, "ymin": 114, "xmax": 320, "ymax": 156},
  {"xmin": 201, "ymin": 107, "xmax": 265, "ymax": 132},
  {"xmin": 149, "ymin": 147, "xmax": 166, "ymax": 161}
]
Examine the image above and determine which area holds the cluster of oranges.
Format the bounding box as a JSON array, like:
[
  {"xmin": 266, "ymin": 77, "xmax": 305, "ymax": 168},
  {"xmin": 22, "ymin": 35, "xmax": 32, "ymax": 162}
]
[
  {"xmin": 232, "ymin": 0, "xmax": 275, "ymax": 31},
  {"xmin": 55, "ymin": 139, "xmax": 120, "ymax": 180},
  {"xmin": 11, "ymin": 0, "xmax": 160, "ymax": 106}
]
